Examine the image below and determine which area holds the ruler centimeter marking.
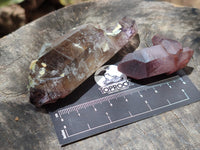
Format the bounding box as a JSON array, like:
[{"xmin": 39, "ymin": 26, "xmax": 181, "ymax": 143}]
[
  {"xmin": 50, "ymin": 71, "xmax": 200, "ymax": 146},
  {"xmin": 59, "ymin": 87, "xmax": 190, "ymax": 138},
  {"xmin": 58, "ymin": 75, "xmax": 180, "ymax": 115},
  {"xmin": 61, "ymin": 90, "xmax": 189, "ymax": 138},
  {"xmin": 57, "ymin": 76, "xmax": 190, "ymax": 138}
]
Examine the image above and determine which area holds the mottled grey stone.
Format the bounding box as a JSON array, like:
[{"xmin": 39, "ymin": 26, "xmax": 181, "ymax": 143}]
[
  {"xmin": 172, "ymin": 102, "xmax": 200, "ymax": 145},
  {"xmin": 146, "ymin": 120, "xmax": 198, "ymax": 149},
  {"xmin": 0, "ymin": 0, "xmax": 200, "ymax": 149}
]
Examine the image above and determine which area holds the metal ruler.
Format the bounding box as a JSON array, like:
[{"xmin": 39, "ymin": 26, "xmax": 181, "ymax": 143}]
[{"xmin": 48, "ymin": 70, "xmax": 200, "ymax": 146}]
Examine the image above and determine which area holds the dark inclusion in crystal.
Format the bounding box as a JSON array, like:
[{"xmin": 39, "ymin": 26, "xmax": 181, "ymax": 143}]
[
  {"xmin": 29, "ymin": 17, "xmax": 138, "ymax": 107},
  {"xmin": 118, "ymin": 35, "xmax": 194, "ymax": 79}
]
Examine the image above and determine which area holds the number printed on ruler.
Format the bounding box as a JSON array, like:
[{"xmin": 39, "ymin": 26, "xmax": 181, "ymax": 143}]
[{"xmin": 54, "ymin": 75, "xmax": 190, "ymax": 140}]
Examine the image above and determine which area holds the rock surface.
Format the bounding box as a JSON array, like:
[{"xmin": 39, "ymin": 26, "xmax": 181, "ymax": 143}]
[
  {"xmin": 0, "ymin": 0, "xmax": 200, "ymax": 149},
  {"xmin": 118, "ymin": 35, "xmax": 194, "ymax": 79}
]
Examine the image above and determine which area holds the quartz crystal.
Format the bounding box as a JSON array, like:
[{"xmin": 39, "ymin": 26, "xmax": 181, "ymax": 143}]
[
  {"xmin": 29, "ymin": 17, "xmax": 138, "ymax": 107},
  {"xmin": 118, "ymin": 35, "xmax": 194, "ymax": 79}
]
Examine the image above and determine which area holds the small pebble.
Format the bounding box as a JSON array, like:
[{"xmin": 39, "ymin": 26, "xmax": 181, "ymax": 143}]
[{"xmin": 15, "ymin": 117, "xmax": 19, "ymax": 121}]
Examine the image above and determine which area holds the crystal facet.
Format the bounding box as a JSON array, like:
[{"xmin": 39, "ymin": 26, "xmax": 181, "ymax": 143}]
[
  {"xmin": 118, "ymin": 35, "xmax": 194, "ymax": 79},
  {"xmin": 29, "ymin": 17, "xmax": 138, "ymax": 107}
]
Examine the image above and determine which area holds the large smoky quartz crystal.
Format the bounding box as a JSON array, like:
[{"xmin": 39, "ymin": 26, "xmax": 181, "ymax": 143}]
[{"xmin": 29, "ymin": 17, "xmax": 138, "ymax": 107}]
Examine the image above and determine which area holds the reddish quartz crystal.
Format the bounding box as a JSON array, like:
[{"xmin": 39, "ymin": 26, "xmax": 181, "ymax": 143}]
[{"xmin": 118, "ymin": 35, "xmax": 194, "ymax": 79}]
